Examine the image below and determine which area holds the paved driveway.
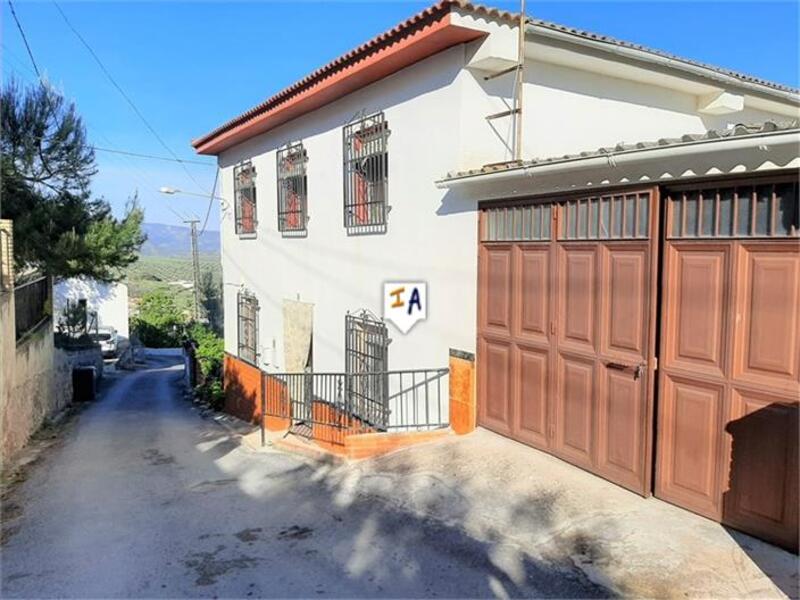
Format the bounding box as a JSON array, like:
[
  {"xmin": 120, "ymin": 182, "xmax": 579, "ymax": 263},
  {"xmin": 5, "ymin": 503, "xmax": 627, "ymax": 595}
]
[
  {"xmin": 1, "ymin": 353, "xmax": 607, "ymax": 598},
  {"xmin": 331, "ymin": 430, "xmax": 799, "ymax": 599}
]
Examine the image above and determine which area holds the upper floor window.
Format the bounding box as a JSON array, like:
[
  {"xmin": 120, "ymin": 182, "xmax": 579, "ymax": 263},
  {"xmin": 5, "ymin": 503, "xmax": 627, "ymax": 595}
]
[
  {"xmin": 234, "ymin": 162, "xmax": 257, "ymax": 236},
  {"xmin": 237, "ymin": 290, "xmax": 259, "ymax": 365},
  {"xmin": 343, "ymin": 111, "xmax": 389, "ymax": 233},
  {"xmin": 277, "ymin": 142, "xmax": 308, "ymax": 235}
]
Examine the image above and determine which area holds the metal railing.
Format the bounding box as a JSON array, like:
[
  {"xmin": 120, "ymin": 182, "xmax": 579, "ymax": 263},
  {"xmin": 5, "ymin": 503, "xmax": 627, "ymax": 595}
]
[
  {"xmin": 0, "ymin": 228, "xmax": 12, "ymax": 291},
  {"xmin": 262, "ymin": 368, "xmax": 449, "ymax": 445},
  {"xmin": 15, "ymin": 275, "xmax": 50, "ymax": 342}
]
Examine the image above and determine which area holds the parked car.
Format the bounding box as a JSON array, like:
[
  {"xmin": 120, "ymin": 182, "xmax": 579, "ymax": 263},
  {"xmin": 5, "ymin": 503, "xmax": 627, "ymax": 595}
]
[{"xmin": 91, "ymin": 326, "xmax": 119, "ymax": 358}]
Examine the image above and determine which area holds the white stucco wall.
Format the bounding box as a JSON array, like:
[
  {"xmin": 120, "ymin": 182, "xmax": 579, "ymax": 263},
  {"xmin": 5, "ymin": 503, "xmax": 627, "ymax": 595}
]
[
  {"xmin": 219, "ymin": 46, "xmax": 476, "ymax": 376},
  {"xmin": 215, "ymin": 23, "xmax": 796, "ymax": 382},
  {"xmin": 53, "ymin": 278, "xmax": 130, "ymax": 339}
]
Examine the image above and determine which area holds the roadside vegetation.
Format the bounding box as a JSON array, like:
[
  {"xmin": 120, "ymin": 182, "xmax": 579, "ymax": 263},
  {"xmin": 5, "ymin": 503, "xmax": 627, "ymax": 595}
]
[
  {"xmin": 124, "ymin": 255, "xmax": 222, "ymax": 319},
  {"xmin": 132, "ymin": 288, "xmax": 224, "ymax": 407},
  {"xmin": 187, "ymin": 322, "xmax": 224, "ymax": 408}
]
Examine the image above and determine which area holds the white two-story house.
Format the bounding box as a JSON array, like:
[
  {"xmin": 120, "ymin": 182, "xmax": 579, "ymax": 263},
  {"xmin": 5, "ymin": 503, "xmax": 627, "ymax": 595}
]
[{"xmin": 193, "ymin": 0, "xmax": 799, "ymax": 550}]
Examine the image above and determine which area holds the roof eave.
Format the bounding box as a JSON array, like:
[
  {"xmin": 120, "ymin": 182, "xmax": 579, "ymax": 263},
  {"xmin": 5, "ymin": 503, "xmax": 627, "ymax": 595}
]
[
  {"xmin": 436, "ymin": 128, "xmax": 800, "ymax": 188},
  {"xmin": 192, "ymin": 1, "xmax": 504, "ymax": 155},
  {"xmin": 526, "ymin": 23, "xmax": 800, "ymax": 105}
]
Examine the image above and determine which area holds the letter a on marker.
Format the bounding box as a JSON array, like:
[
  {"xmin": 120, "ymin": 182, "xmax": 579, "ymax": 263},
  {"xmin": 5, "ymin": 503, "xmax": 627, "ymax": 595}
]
[{"xmin": 408, "ymin": 287, "xmax": 422, "ymax": 315}]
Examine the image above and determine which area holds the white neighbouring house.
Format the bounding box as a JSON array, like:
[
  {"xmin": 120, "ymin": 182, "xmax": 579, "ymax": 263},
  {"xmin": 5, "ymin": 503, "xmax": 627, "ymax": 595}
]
[
  {"xmin": 193, "ymin": 1, "xmax": 799, "ymax": 550},
  {"xmin": 53, "ymin": 277, "xmax": 130, "ymax": 339}
]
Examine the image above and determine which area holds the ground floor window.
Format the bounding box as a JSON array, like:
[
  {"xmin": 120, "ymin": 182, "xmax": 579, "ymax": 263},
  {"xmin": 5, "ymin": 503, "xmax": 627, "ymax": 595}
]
[{"xmin": 237, "ymin": 291, "xmax": 259, "ymax": 365}]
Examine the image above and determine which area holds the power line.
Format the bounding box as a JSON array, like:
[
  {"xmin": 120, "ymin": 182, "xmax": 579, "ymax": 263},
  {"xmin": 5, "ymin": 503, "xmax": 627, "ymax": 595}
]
[
  {"xmin": 7, "ymin": 0, "xmax": 41, "ymax": 79},
  {"xmin": 91, "ymin": 146, "xmax": 215, "ymax": 167},
  {"xmin": 3, "ymin": 5, "xmax": 211, "ymax": 229},
  {"xmin": 200, "ymin": 168, "xmax": 220, "ymax": 235},
  {"xmin": 51, "ymin": 1, "xmax": 210, "ymax": 195},
  {"xmin": 2, "ymin": 42, "xmax": 39, "ymax": 79}
]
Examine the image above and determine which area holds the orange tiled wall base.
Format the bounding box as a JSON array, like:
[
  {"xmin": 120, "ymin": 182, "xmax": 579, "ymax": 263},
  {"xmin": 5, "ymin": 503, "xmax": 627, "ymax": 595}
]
[
  {"xmin": 263, "ymin": 374, "xmax": 291, "ymax": 431},
  {"xmin": 223, "ymin": 353, "xmax": 262, "ymax": 424},
  {"xmin": 223, "ymin": 352, "xmax": 461, "ymax": 458},
  {"xmin": 449, "ymin": 349, "xmax": 476, "ymax": 435}
]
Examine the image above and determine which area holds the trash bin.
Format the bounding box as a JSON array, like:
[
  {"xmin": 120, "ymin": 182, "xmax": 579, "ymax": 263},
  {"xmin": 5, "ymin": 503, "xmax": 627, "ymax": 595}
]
[{"xmin": 72, "ymin": 366, "xmax": 96, "ymax": 402}]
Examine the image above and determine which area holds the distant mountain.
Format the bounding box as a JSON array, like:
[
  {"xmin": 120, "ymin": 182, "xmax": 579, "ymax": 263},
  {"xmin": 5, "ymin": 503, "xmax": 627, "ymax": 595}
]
[{"xmin": 140, "ymin": 223, "xmax": 220, "ymax": 257}]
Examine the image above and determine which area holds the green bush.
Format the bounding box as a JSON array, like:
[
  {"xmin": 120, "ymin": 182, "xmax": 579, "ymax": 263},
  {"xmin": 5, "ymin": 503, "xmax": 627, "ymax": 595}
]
[
  {"xmin": 187, "ymin": 322, "xmax": 225, "ymax": 410},
  {"xmin": 131, "ymin": 290, "xmax": 187, "ymax": 347}
]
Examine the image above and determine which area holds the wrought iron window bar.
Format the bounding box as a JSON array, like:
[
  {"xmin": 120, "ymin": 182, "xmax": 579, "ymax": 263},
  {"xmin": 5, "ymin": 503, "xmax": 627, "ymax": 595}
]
[
  {"xmin": 277, "ymin": 142, "xmax": 309, "ymax": 236},
  {"xmin": 234, "ymin": 161, "xmax": 258, "ymax": 235},
  {"xmin": 343, "ymin": 111, "xmax": 390, "ymax": 234},
  {"xmin": 237, "ymin": 290, "xmax": 259, "ymax": 365}
]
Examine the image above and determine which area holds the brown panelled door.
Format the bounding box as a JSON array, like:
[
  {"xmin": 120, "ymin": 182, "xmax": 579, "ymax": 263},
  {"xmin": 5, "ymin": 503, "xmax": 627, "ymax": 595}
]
[
  {"xmin": 657, "ymin": 180, "xmax": 799, "ymax": 551},
  {"xmin": 478, "ymin": 191, "xmax": 660, "ymax": 495}
]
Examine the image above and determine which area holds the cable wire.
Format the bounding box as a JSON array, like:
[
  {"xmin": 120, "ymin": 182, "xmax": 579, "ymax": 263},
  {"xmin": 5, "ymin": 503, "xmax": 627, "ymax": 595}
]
[
  {"xmin": 200, "ymin": 167, "xmax": 220, "ymax": 235},
  {"xmin": 90, "ymin": 146, "xmax": 215, "ymax": 167},
  {"xmin": 7, "ymin": 0, "xmax": 41, "ymax": 79},
  {"xmin": 51, "ymin": 1, "xmax": 210, "ymax": 195}
]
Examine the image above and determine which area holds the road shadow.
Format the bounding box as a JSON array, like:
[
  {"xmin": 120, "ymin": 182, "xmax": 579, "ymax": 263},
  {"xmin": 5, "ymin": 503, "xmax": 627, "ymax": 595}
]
[{"xmin": 1, "ymin": 356, "xmax": 618, "ymax": 598}]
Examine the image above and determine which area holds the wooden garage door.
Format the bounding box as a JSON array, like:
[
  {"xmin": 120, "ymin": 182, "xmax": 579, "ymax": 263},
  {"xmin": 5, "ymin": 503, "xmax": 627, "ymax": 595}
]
[
  {"xmin": 478, "ymin": 190, "xmax": 660, "ymax": 495},
  {"xmin": 657, "ymin": 179, "xmax": 799, "ymax": 551}
]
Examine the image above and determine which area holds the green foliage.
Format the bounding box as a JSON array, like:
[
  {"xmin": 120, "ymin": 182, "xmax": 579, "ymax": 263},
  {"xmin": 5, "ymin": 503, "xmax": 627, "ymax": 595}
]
[
  {"xmin": 125, "ymin": 256, "xmax": 221, "ymax": 319},
  {"xmin": 187, "ymin": 322, "xmax": 225, "ymax": 409},
  {"xmin": 1, "ymin": 79, "xmax": 95, "ymax": 194},
  {"xmin": 56, "ymin": 301, "xmax": 88, "ymax": 337},
  {"xmin": 199, "ymin": 268, "xmax": 223, "ymax": 335},
  {"xmin": 188, "ymin": 322, "xmax": 224, "ymax": 378},
  {"xmin": 1, "ymin": 79, "xmax": 145, "ymax": 281},
  {"xmin": 131, "ymin": 290, "xmax": 187, "ymax": 347}
]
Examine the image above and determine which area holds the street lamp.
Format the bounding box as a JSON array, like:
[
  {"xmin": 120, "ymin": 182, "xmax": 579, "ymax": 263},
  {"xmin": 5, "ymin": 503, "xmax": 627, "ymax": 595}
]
[{"xmin": 158, "ymin": 186, "xmax": 225, "ymax": 201}]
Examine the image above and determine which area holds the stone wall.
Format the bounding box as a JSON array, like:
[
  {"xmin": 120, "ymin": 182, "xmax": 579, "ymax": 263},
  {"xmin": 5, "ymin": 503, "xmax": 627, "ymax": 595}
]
[
  {"xmin": 0, "ymin": 219, "xmax": 74, "ymax": 464},
  {"xmin": 1, "ymin": 317, "xmax": 73, "ymax": 463}
]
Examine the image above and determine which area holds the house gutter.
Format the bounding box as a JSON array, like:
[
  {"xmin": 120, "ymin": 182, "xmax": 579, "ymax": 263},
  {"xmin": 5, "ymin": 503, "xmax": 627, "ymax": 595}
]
[
  {"xmin": 525, "ymin": 24, "xmax": 800, "ymax": 105},
  {"xmin": 435, "ymin": 129, "xmax": 800, "ymax": 188}
]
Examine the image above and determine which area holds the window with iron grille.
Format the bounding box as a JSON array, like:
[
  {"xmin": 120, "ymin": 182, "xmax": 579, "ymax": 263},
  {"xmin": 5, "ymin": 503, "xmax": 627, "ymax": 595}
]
[
  {"xmin": 667, "ymin": 181, "xmax": 799, "ymax": 238},
  {"xmin": 234, "ymin": 162, "xmax": 257, "ymax": 235},
  {"xmin": 237, "ymin": 291, "xmax": 259, "ymax": 365},
  {"xmin": 560, "ymin": 192, "xmax": 651, "ymax": 240},
  {"xmin": 277, "ymin": 142, "xmax": 308, "ymax": 234},
  {"xmin": 343, "ymin": 112, "xmax": 389, "ymax": 231}
]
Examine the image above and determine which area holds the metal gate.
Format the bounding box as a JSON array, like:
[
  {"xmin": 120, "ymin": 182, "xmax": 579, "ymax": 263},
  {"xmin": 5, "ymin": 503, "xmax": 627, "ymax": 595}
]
[
  {"xmin": 345, "ymin": 310, "xmax": 390, "ymax": 429},
  {"xmin": 656, "ymin": 178, "xmax": 799, "ymax": 551},
  {"xmin": 477, "ymin": 189, "xmax": 660, "ymax": 495}
]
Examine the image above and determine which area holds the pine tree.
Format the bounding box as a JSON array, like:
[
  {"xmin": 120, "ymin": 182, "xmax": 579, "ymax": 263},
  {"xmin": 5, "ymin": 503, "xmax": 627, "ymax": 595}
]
[{"xmin": 1, "ymin": 79, "xmax": 145, "ymax": 282}]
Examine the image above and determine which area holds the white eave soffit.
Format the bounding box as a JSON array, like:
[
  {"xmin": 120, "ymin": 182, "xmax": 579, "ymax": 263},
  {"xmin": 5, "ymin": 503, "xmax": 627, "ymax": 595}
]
[{"xmin": 521, "ymin": 37, "xmax": 799, "ymax": 118}]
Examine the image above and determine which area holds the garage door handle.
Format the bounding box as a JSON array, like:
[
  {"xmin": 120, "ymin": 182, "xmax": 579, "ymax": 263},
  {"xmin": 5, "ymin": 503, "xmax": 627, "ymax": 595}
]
[
  {"xmin": 606, "ymin": 362, "xmax": 632, "ymax": 370},
  {"xmin": 606, "ymin": 362, "xmax": 644, "ymax": 380}
]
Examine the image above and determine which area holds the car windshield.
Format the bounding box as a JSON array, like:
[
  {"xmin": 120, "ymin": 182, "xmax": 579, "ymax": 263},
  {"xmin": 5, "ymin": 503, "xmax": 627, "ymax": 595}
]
[{"xmin": 92, "ymin": 333, "xmax": 112, "ymax": 341}]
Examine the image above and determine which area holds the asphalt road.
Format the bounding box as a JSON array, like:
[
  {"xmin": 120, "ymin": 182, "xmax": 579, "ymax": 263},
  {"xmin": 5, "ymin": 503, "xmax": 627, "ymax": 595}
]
[{"xmin": 1, "ymin": 352, "xmax": 605, "ymax": 599}]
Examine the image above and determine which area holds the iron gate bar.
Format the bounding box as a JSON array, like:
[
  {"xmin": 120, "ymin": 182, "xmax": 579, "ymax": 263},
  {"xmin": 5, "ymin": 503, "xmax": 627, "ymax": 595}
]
[{"xmin": 261, "ymin": 368, "xmax": 449, "ymax": 446}]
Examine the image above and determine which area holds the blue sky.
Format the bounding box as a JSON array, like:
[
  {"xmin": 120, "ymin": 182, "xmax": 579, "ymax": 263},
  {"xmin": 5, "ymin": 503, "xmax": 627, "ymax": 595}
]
[{"xmin": 3, "ymin": 1, "xmax": 798, "ymax": 229}]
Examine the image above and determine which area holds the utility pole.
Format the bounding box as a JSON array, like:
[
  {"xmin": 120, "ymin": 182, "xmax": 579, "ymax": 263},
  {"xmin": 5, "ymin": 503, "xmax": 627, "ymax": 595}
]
[{"xmin": 185, "ymin": 219, "xmax": 202, "ymax": 321}]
